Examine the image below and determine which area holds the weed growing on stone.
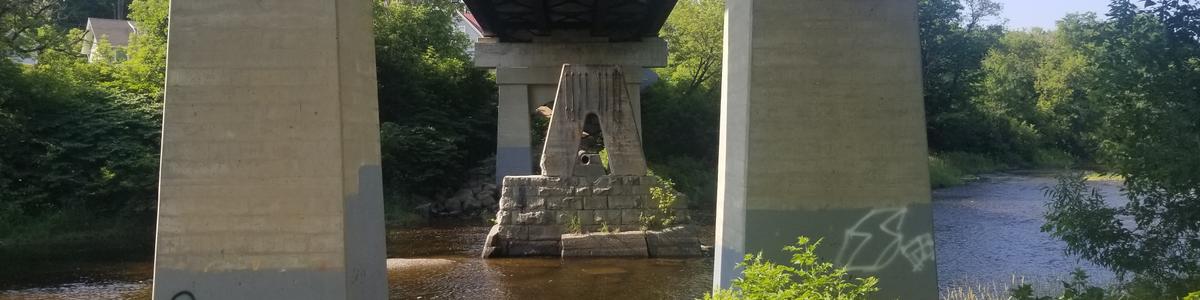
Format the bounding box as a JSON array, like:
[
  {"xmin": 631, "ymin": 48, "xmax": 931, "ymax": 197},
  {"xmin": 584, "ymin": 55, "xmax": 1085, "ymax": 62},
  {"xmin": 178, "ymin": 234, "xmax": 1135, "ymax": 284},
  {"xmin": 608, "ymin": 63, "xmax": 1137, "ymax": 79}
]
[{"xmin": 566, "ymin": 215, "xmax": 582, "ymax": 234}]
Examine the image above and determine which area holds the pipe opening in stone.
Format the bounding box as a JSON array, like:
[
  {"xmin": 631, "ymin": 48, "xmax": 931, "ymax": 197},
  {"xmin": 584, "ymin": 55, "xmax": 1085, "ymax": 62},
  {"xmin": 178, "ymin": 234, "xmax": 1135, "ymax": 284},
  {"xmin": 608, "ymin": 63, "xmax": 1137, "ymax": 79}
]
[{"xmin": 574, "ymin": 113, "xmax": 608, "ymax": 177}]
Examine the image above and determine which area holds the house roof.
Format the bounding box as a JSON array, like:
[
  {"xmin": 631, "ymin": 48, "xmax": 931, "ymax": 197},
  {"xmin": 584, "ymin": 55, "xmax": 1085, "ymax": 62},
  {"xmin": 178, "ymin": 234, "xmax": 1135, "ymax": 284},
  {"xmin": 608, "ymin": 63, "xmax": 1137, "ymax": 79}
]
[
  {"xmin": 85, "ymin": 18, "xmax": 137, "ymax": 47},
  {"xmin": 459, "ymin": 10, "xmax": 485, "ymax": 36}
]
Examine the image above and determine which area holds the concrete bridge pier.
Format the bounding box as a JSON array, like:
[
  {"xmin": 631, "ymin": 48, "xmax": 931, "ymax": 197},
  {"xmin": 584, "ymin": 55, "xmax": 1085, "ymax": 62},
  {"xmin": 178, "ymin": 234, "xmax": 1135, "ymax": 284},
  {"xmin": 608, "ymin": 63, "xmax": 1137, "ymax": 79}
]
[
  {"xmin": 715, "ymin": 0, "xmax": 937, "ymax": 298},
  {"xmin": 152, "ymin": 0, "xmax": 386, "ymax": 298},
  {"xmin": 475, "ymin": 38, "xmax": 666, "ymax": 183}
]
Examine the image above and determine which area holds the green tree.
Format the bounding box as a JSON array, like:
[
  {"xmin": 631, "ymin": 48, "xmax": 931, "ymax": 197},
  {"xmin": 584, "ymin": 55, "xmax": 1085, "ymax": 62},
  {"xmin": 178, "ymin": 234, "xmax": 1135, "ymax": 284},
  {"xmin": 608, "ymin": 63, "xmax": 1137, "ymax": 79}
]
[
  {"xmin": 659, "ymin": 0, "xmax": 723, "ymax": 95},
  {"xmin": 0, "ymin": 0, "xmax": 75, "ymax": 57},
  {"xmin": 919, "ymin": 0, "xmax": 1007, "ymax": 154},
  {"xmin": 115, "ymin": 0, "xmax": 167, "ymax": 100},
  {"xmin": 373, "ymin": 0, "xmax": 496, "ymax": 202},
  {"xmin": 640, "ymin": 0, "xmax": 724, "ymax": 207},
  {"xmin": 1042, "ymin": 1, "xmax": 1200, "ymax": 297}
]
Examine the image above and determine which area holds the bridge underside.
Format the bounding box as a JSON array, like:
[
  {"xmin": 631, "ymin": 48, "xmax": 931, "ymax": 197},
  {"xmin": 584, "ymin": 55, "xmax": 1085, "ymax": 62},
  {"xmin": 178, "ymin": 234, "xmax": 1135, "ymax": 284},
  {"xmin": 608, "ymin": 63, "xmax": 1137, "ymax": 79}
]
[
  {"xmin": 463, "ymin": 0, "xmax": 676, "ymax": 42},
  {"xmin": 152, "ymin": 0, "xmax": 936, "ymax": 298}
]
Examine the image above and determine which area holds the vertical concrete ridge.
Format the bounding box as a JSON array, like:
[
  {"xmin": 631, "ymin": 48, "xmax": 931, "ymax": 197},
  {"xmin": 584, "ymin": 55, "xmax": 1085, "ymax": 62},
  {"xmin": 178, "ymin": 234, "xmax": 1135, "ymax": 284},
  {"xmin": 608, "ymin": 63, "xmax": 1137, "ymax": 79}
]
[
  {"xmin": 714, "ymin": 0, "xmax": 753, "ymax": 291},
  {"xmin": 334, "ymin": 0, "xmax": 387, "ymax": 298}
]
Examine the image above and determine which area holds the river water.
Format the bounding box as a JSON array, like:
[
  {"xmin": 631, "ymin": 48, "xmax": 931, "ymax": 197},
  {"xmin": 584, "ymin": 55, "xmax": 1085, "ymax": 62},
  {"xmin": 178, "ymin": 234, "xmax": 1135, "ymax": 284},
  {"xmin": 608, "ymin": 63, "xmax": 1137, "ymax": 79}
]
[{"xmin": 0, "ymin": 172, "xmax": 1123, "ymax": 299}]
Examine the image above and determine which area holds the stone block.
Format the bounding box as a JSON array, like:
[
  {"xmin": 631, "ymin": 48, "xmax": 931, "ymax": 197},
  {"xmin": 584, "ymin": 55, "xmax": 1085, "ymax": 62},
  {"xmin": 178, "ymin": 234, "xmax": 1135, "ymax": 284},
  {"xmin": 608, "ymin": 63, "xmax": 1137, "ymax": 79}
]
[
  {"xmin": 515, "ymin": 211, "xmax": 547, "ymax": 225},
  {"xmin": 621, "ymin": 209, "xmax": 644, "ymax": 226},
  {"xmin": 498, "ymin": 197, "xmax": 518, "ymax": 211},
  {"xmin": 537, "ymin": 186, "xmax": 569, "ymax": 196},
  {"xmin": 593, "ymin": 209, "xmax": 621, "ymax": 225},
  {"xmin": 574, "ymin": 186, "xmax": 592, "ymax": 197},
  {"xmin": 526, "ymin": 197, "xmax": 546, "ymax": 210},
  {"xmin": 547, "ymin": 196, "xmax": 579, "ymax": 210},
  {"xmin": 554, "ymin": 210, "xmax": 578, "ymax": 225},
  {"xmin": 506, "ymin": 240, "xmax": 560, "ymax": 256},
  {"xmin": 592, "ymin": 177, "xmax": 613, "ymax": 195},
  {"xmin": 527, "ymin": 225, "xmax": 563, "ymax": 241},
  {"xmin": 583, "ymin": 196, "xmax": 608, "ymax": 209},
  {"xmin": 560, "ymin": 232, "xmax": 648, "ymax": 257},
  {"xmin": 496, "ymin": 210, "xmax": 513, "ymax": 225},
  {"xmin": 646, "ymin": 226, "xmax": 702, "ymax": 257},
  {"xmin": 577, "ymin": 210, "xmax": 595, "ymax": 226},
  {"xmin": 608, "ymin": 196, "xmax": 638, "ymax": 209}
]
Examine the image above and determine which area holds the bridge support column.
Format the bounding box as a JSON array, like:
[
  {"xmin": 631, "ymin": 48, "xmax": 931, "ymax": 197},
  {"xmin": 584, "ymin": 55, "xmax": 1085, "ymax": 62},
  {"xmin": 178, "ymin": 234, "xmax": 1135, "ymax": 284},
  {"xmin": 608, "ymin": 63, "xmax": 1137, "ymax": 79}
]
[
  {"xmin": 152, "ymin": 0, "xmax": 386, "ymax": 298},
  {"xmin": 715, "ymin": 0, "xmax": 936, "ymax": 298},
  {"xmin": 478, "ymin": 39, "xmax": 665, "ymax": 183}
]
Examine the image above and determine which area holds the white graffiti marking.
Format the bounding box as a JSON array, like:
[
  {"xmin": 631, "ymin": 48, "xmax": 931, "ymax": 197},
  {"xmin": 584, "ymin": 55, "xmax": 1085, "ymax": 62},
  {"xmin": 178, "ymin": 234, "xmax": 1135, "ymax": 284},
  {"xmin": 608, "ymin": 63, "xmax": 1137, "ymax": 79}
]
[{"xmin": 835, "ymin": 208, "xmax": 935, "ymax": 273}]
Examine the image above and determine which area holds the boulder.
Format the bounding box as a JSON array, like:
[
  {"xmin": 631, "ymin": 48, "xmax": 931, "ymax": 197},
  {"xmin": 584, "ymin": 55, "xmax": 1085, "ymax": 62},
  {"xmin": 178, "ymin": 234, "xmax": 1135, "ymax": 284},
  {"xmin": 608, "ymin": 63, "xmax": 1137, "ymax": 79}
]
[
  {"xmin": 476, "ymin": 190, "xmax": 496, "ymax": 207},
  {"xmin": 447, "ymin": 188, "xmax": 476, "ymax": 212}
]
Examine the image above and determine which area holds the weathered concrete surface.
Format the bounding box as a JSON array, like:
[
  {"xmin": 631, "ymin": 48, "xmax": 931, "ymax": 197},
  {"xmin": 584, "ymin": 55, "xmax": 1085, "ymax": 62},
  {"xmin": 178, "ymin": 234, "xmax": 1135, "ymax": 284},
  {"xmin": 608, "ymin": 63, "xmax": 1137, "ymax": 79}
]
[
  {"xmin": 715, "ymin": 0, "xmax": 935, "ymax": 299},
  {"xmin": 486, "ymin": 40, "xmax": 662, "ymax": 183},
  {"xmin": 541, "ymin": 65, "xmax": 646, "ymax": 177},
  {"xmin": 561, "ymin": 232, "xmax": 649, "ymax": 257},
  {"xmin": 153, "ymin": 0, "xmax": 386, "ymax": 298}
]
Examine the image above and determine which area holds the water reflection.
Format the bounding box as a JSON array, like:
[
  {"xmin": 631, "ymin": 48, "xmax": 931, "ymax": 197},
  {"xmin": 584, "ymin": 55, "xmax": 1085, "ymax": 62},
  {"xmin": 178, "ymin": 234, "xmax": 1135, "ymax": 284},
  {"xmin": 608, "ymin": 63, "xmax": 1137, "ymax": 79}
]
[{"xmin": 0, "ymin": 172, "xmax": 1127, "ymax": 299}]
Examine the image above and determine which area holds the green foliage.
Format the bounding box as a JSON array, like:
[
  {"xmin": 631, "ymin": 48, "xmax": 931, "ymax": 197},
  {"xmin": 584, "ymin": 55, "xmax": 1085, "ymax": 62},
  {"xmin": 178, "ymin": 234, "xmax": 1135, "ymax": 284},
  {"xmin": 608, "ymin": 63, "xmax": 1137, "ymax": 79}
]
[
  {"xmin": 566, "ymin": 215, "xmax": 582, "ymax": 234},
  {"xmin": 928, "ymin": 155, "xmax": 965, "ymax": 188},
  {"xmin": 659, "ymin": 0, "xmax": 723, "ymax": 94},
  {"xmin": 0, "ymin": 60, "xmax": 160, "ymax": 241},
  {"xmin": 373, "ymin": 0, "xmax": 496, "ymax": 206},
  {"xmin": 639, "ymin": 0, "xmax": 723, "ymax": 209},
  {"xmin": 1185, "ymin": 291, "xmax": 1200, "ymax": 300},
  {"xmin": 0, "ymin": 0, "xmax": 75, "ymax": 56},
  {"xmin": 1010, "ymin": 269, "xmax": 1106, "ymax": 300},
  {"xmin": 1039, "ymin": 2, "xmax": 1200, "ymax": 297},
  {"xmin": 705, "ymin": 237, "xmax": 879, "ymax": 300},
  {"xmin": 928, "ymin": 152, "xmax": 1003, "ymax": 188},
  {"xmin": 919, "ymin": 0, "xmax": 1006, "ymax": 154},
  {"xmin": 639, "ymin": 172, "xmax": 679, "ymax": 231}
]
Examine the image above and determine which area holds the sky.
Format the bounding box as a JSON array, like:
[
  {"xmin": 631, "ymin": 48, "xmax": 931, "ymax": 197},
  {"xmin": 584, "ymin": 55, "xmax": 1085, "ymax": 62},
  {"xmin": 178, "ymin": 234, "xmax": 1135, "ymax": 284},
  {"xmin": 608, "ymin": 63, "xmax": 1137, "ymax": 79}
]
[{"xmin": 993, "ymin": 0, "xmax": 1112, "ymax": 29}]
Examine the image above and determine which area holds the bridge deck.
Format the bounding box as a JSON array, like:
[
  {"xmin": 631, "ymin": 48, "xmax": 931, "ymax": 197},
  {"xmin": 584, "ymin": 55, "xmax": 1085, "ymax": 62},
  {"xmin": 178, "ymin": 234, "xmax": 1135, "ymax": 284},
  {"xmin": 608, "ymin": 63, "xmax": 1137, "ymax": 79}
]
[{"xmin": 463, "ymin": 0, "xmax": 677, "ymax": 42}]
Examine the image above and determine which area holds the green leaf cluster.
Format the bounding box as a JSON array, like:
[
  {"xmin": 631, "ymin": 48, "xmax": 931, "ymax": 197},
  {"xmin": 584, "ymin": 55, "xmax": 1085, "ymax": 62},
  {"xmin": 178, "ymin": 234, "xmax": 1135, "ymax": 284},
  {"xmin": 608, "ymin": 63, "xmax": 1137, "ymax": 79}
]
[{"xmin": 706, "ymin": 237, "xmax": 879, "ymax": 300}]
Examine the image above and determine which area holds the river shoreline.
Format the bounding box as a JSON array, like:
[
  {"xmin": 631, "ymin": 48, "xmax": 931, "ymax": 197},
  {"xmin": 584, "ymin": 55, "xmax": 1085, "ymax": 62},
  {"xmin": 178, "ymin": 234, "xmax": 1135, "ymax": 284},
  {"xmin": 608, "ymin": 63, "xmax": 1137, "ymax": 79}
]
[{"xmin": 0, "ymin": 171, "xmax": 1126, "ymax": 299}]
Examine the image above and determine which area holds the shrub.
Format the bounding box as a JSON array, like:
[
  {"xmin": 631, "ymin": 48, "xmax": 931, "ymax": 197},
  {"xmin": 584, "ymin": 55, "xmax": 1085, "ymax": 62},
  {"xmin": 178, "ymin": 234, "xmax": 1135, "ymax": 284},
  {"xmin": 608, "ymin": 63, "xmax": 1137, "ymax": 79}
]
[
  {"xmin": 639, "ymin": 171, "xmax": 680, "ymax": 230},
  {"xmin": 705, "ymin": 237, "xmax": 878, "ymax": 300},
  {"xmin": 929, "ymin": 155, "xmax": 965, "ymax": 188},
  {"xmin": 1010, "ymin": 269, "xmax": 1105, "ymax": 300}
]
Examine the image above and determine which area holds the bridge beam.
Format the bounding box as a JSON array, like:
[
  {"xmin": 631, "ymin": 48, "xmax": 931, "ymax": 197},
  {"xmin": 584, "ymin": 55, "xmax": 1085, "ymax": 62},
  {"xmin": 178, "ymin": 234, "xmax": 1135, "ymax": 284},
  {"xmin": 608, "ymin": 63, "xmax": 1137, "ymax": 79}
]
[
  {"xmin": 715, "ymin": 0, "xmax": 937, "ymax": 298},
  {"xmin": 152, "ymin": 0, "xmax": 387, "ymax": 298}
]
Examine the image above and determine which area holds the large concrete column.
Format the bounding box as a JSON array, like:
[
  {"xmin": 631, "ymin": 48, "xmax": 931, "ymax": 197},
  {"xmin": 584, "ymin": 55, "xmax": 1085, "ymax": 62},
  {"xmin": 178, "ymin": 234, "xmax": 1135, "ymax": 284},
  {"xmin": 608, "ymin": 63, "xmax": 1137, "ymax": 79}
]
[
  {"xmin": 714, "ymin": 0, "xmax": 936, "ymax": 298},
  {"xmin": 477, "ymin": 38, "xmax": 665, "ymax": 182},
  {"xmin": 496, "ymin": 83, "xmax": 534, "ymax": 184},
  {"xmin": 152, "ymin": 0, "xmax": 386, "ymax": 298}
]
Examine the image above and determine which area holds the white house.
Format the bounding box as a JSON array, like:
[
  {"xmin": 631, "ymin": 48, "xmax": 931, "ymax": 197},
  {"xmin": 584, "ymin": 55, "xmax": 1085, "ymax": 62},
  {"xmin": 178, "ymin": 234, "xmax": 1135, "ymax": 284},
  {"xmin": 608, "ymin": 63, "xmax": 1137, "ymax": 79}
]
[
  {"xmin": 80, "ymin": 18, "xmax": 138, "ymax": 62},
  {"xmin": 455, "ymin": 10, "xmax": 485, "ymax": 57}
]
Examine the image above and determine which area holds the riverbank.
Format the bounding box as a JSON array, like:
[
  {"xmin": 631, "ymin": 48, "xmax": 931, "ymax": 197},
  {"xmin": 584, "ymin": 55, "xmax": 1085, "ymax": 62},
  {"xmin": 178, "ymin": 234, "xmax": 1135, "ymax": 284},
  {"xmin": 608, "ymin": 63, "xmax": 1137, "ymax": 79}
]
[{"xmin": 0, "ymin": 172, "xmax": 1124, "ymax": 299}]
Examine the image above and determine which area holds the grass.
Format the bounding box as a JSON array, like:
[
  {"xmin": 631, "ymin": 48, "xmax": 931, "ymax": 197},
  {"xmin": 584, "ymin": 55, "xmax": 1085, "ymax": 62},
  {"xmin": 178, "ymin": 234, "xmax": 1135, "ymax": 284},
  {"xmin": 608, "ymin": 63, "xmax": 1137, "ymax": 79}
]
[
  {"xmin": 929, "ymin": 152, "xmax": 1005, "ymax": 189},
  {"xmin": 1084, "ymin": 171, "xmax": 1124, "ymax": 182},
  {"xmin": 940, "ymin": 275, "xmax": 1088, "ymax": 300}
]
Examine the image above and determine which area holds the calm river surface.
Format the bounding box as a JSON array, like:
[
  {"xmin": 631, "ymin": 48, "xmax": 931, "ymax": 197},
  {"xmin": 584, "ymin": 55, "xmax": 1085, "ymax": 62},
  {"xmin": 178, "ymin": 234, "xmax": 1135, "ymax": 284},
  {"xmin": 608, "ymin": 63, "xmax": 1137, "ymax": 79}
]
[{"xmin": 0, "ymin": 172, "xmax": 1124, "ymax": 299}]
